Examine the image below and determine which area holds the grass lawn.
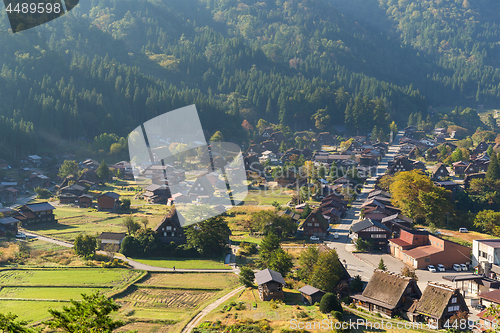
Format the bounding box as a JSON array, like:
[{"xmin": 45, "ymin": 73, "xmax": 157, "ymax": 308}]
[
  {"xmin": 0, "ymin": 287, "xmax": 111, "ymax": 300},
  {"xmin": 139, "ymin": 272, "xmax": 239, "ymax": 289},
  {"xmin": 131, "ymin": 257, "xmax": 231, "ymax": 270},
  {"xmin": 0, "ymin": 268, "xmax": 141, "ymax": 286},
  {"xmin": 0, "ymin": 300, "xmax": 66, "ymax": 323},
  {"xmin": 230, "ymin": 231, "xmax": 262, "ymax": 245},
  {"xmin": 242, "ymin": 188, "xmax": 294, "ymax": 206}
]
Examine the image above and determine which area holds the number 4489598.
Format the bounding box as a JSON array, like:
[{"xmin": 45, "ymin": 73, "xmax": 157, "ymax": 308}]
[{"xmin": 5, "ymin": 2, "xmax": 62, "ymax": 14}]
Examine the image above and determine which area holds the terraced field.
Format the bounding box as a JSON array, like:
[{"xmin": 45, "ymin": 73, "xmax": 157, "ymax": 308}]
[
  {"xmin": 139, "ymin": 272, "xmax": 239, "ymax": 289},
  {"xmin": 123, "ymin": 287, "xmax": 216, "ymax": 308}
]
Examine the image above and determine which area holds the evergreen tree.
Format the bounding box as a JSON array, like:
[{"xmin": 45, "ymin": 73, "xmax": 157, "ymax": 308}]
[
  {"xmin": 258, "ymin": 232, "xmax": 281, "ymax": 267},
  {"xmin": 96, "ymin": 160, "xmax": 111, "ymax": 182},
  {"xmin": 486, "ymin": 152, "xmax": 500, "ymax": 180},
  {"xmin": 377, "ymin": 258, "xmax": 387, "ymax": 271},
  {"xmin": 319, "ymin": 293, "xmax": 342, "ymax": 313}
]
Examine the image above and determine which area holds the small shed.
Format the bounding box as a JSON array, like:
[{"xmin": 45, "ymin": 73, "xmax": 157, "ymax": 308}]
[
  {"xmin": 97, "ymin": 192, "xmax": 120, "ymax": 211},
  {"xmin": 255, "ymin": 268, "xmax": 286, "ymax": 301},
  {"xmin": 78, "ymin": 194, "xmax": 93, "ymax": 208},
  {"xmin": 97, "ymin": 232, "xmax": 127, "ymax": 251},
  {"xmin": 298, "ymin": 285, "xmax": 326, "ymax": 305}
]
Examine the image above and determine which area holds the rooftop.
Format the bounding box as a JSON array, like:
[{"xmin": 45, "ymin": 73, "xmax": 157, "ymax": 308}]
[
  {"xmin": 255, "ymin": 268, "xmax": 286, "ymax": 285},
  {"xmin": 475, "ymin": 239, "xmax": 500, "ymax": 248}
]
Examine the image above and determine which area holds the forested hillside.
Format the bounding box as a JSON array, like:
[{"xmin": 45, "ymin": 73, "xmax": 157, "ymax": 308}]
[{"xmin": 0, "ymin": 0, "xmax": 497, "ymax": 158}]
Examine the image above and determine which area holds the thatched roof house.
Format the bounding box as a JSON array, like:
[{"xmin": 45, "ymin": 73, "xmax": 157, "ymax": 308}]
[
  {"xmin": 352, "ymin": 270, "xmax": 421, "ymax": 319},
  {"xmin": 408, "ymin": 283, "xmax": 468, "ymax": 329}
]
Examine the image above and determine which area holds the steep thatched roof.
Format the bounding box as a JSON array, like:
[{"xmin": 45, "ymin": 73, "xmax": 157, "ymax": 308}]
[
  {"xmin": 411, "ymin": 283, "xmax": 459, "ymax": 319},
  {"xmin": 361, "ymin": 270, "xmax": 418, "ymax": 308}
]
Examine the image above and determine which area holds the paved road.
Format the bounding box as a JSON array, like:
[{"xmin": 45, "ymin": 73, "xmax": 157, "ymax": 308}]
[
  {"xmin": 24, "ymin": 231, "xmax": 239, "ymax": 273},
  {"xmin": 181, "ymin": 286, "xmax": 245, "ymax": 333}
]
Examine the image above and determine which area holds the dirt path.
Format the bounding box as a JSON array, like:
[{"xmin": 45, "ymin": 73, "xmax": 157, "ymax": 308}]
[{"xmin": 181, "ymin": 286, "xmax": 245, "ymax": 333}]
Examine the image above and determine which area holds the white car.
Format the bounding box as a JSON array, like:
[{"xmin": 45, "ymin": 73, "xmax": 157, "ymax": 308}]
[
  {"xmin": 427, "ymin": 265, "xmax": 437, "ymax": 272},
  {"xmin": 15, "ymin": 232, "xmax": 26, "ymax": 239},
  {"xmin": 334, "ymin": 232, "xmax": 339, "ymax": 239},
  {"xmin": 453, "ymin": 264, "xmax": 461, "ymax": 271},
  {"xmin": 437, "ymin": 264, "xmax": 446, "ymax": 272},
  {"xmin": 310, "ymin": 236, "xmax": 320, "ymax": 241},
  {"xmin": 461, "ymin": 264, "xmax": 468, "ymax": 271},
  {"xmin": 459, "ymin": 228, "xmax": 468, "ymax": 233}
]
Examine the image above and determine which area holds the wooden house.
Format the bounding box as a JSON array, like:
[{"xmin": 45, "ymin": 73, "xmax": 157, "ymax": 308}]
[
  {"xmin": 97, "ymin": 192, "xmax": 120, "ymax": 211},
  {"xmin": 246, "ymin": 144, "xmax": 261, "ymax": 156},
  {"xmin": 16, "ymin": 202, "xmax": 56, "ymax": 225},
  {"xmin": 78, "ymin": 194, "xmax": 93, "ymax": 208},
  {"xmin": 352, "ymin": 270, "xmax": 421, "ymax": 319},
  {"xmin": 308, "ymin": 140, "xmax": 321, "ymax": 151},
  {"xmin": 0, "ymin": 217, "xmax": 19, "ymax": 236},
  {"xmin": 316, "ymin": 132, "xmax": 335, "ymax": 146},
  {"xmin": 187, "ymin": 176, "xmax": 215, "ymax": 197},
  {"xmin": 464, "ymin": 172, "xmax": 486, "ymax": 189},
  {"xmin": 452, "ymin": 161, "xmax": 468, "ymax": 175},
  {"xmin": 432, "ymin": 163, "xmax": 449, "ymax": 180},
  {"xmin": 143, "ymin": 184, "xmax": 171, "ymax": 203},
  {"xmin": 255, "ymin": 268, "xmax": 286, "ymax": 301},
  {"xmin": 269, "ymin": 131, "xmax": 286, "ymax": 146},
  {"xmin": 387, "ymin": 156, "xmax": 414, "ymax": 174},
  {"xmin": 97, "ymin": 232, "xmax": 127, "ymax": 251},
  {"xmin": 409, "ymin": 283, "xmax": 468, "ymax": 329},
  {"xmin": 300, "ymin": 209, "xmax": 329, "ymax": 239},
  {"xmin": 259, "ymin": 140, "xmax": 279, "ymax": 154},
  {"xmin": 260, "ymin": 127, "xmax": 274, "ymax": 140},
  {"xmin": 350, "ymin": 218, "xmax": 392, "ymax": 251},
  {"xmin": 299, "ymin": 285, "xmax": 325, "ymax": 305},
  {"xmin": 153, "ymin": 208, "xmax": 186, "ymax": 244},
  {"xmin": 381, "ymin": 213, "xmax": 413, "ymax": 237}
]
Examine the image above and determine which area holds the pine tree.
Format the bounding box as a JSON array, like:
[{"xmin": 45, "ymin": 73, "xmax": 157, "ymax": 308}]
[
  {"xmin": 486, "ymin": 152, "xmax": 500, "ymax": 180},
  {"xmin": 96, "ymin": 160, "xmax": 111, "ymax": 182},
  {"xmin": 378, "ymin": 258, "xmax": 387, "ymax": 271}
]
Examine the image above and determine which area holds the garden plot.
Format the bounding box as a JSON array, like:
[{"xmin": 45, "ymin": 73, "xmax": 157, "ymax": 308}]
[
  {"xmin": 139, "ymin": 273, "xmax": 239, "ymax": 290},
  {"xmin": 123, "ymin": 288, "xmax": 216, "ymax": 308}
]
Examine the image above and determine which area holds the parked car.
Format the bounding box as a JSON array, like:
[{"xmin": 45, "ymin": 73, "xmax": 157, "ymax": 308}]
[
  {"xmin": 15, "ymin": 232, "xmax": 26, "ymax": 239},
  {"xmin": 427, "ymin": 265, "xmax": 437, "ymax": 272},
  {"xmin": 310, "ymin": 236, "xmax": 320, "ymax": 241},
  {"xmin": 461, "ymin": 264, "xmax": 468, "ymax": 271},
  {"xmin": 473, "ymin": 304, "xmax": 486, "ymax": 311},
  {"xmin": 437, "ymin": 264, "xmax": 446, "ymax": 272},
  {"xmin": 459, "ymin": 228, "xmax": 468, "ymax": 233},
  {"xmin": 434, "ymin": 230, "xmax": 441, "ymax": 235},
  {"xmin": 453, "ymin": 264, "xmax": 462, "ymax": 271},
  {"xmin": 334, "ymin": 232, "xmax": 339, "ymax": 239}
]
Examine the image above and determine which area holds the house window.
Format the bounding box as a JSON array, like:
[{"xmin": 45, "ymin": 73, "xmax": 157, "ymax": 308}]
[
  {"xmin": 172, "ymin": 232, "xmax": 175, "ymax": 237},
  {"xmin": 425, "ymin": 258, "xmax": 430, "ymax": 262},
  {"xmin": 448, "ymin": 305, "xmax": 459, "ymax": 312},
  {"xmin": 451, "ymin": 297, "xmax": 457, "ymax": 304},
  {"xmin": 166, "ymin": 226, "xmax": 172, "ymax": 230},
  {"xmin": 308, "ymin": 223, "xmax": 312, "ymax": 226},
  {"xmin": 164, "ymin": 232, "xmax": 167, "ymax": 236},
  {"xmin": 315, "ymin": 223, "xmax": 319, "ymax": 227},
  {"xmin": 312, "ymin": 217, "xmax": 315, "ymax": 222}
]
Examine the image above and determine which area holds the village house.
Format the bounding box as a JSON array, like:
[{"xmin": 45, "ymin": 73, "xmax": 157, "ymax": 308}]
[
  {"xmin": 246, "ymin": 144, "xmax": 261, "ymax": 156},
  {"xmin": 167, "ymin": 192, "xmax": 192, "ymax": 206},
  {"xmin": 389, "ymin": 229, "xmax": 471, "ymax": 269},
  {"xmin": 143, "ymin": 184, "xmax": 171, "ymax": 204},
  {"xmin": 452, "ymin": 161, "xmax": 468, "ymax": 175},
  {"xmin": 472, "ymin": 239, "xmax": 500, "ymax": 278},
  {"xmin": 269, "ymin": 131, "xmax": 286, "ymax": 146},
  {"xmin": 464, "ymin": 172, "xmax": 486, "ymax": 189},
  {"xmin": 432, "ymin": 163, "xmax": 450, "ymax": 180},
  {"xmin": 0, "ymin": 216, "xmax": 19, "ymax": 236},
  {"xmin": 479, "ymin": 289, "xmax": 500, "ymax": 309},
  {"xmin": 299, "ymin": 285, "xmax": 325, "ymax": 305},
  {"xmin": 255, "ymin": 268, "xmax": 286, "ymax": 301},
  {"xmin": 352, "ymin": 270, "xmax": 421, "ymax": 319},
  {"xmin": 259, "ymin": 140, "xmax": 279, "ymax": 154},
  {"xmin": 187, "ymin": 176, "xmax": 215, "ymax": 197},
  {"xmin": 387, "ymin": 156, "xmax": 414, "ymax": 174},
  {"xmin": 97, "ymin": 232, "xmax": 127, "ymax": 251},
  {"xmin": 15, "ymin": 202, "xmax": 56, "ymax": 225},
  {"xmin": 300, "ymin": 209, "xmax": 330, "ymax": 239},
  {"xmin": 78, "ymin": 194, "xmax": 93, "ymax": 208},
  {"xmin": 0, "ymin": 187, "xmax": 18, "ymax": 204},
  {"xmin": 409, "ymin": 283, "xmax": 468, "ymax": 329},
  {"xmin": 380, "ymin": 213, "xmax": 413, "ymax": 237},
  {"xmin": 316, "ymin": 132, "xmax": 336, "ymax": 146},
  {"xmin": 153, "ymin": 208, "xmax": 186, "ymax": 244},
  {"xmin": 259, "ymin": 127, "xmax": 274, "ymax": 140},
  {"xmin": 97, "ymin": 192, "xmax": 120, "ymax": 211},
  {"xmin": 259, "ymin": 150, "xmax": 278, "ymax": 164},
  {"xmin": 350, "ymin": 218, "xmax": 392, "ymax": 251}
]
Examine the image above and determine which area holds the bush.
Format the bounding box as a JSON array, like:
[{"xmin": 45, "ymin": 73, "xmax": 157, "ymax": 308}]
[
  {"xmin": 296, "ymin": 311, "xmax": 308, "ymax": 318},
  {"xmin": 320, "ymin": 293, "xmax": 342, "ymax": 314},
  {"xmin": 341, "ymin": 296, "xmax": 352, "ymax": 305},
  {"xmin": 331, "ymin": 311, "xmax": 343, "ymax": 321}
]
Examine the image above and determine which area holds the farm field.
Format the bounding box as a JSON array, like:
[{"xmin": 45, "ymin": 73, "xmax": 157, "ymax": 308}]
[
  {"xmin": 131, "ymin": 257, "xmax": 231, "ymax": 270},
  {"xmin": 25, "ymin": 205, "xmax": 165, "ymax": 242},
  {"xmin": 0, "ymin": 268, "xmax": 141, "ymax": 286},
  {"xmin": 138, "ymin": 272, "xmax": 239, "ymax": 289},
  {"xmin": 0, "ymin": 268, "xmax": 145, "ymax": 324},
  {"xmin": 112, "ymin": 271, "xmax": 241, "ymax": 333}
]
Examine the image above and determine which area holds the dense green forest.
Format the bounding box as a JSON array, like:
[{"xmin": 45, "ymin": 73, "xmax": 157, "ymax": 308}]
[{"xmin": 0, "ymin": 0, "xmax": 498, "ymax": 158}]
